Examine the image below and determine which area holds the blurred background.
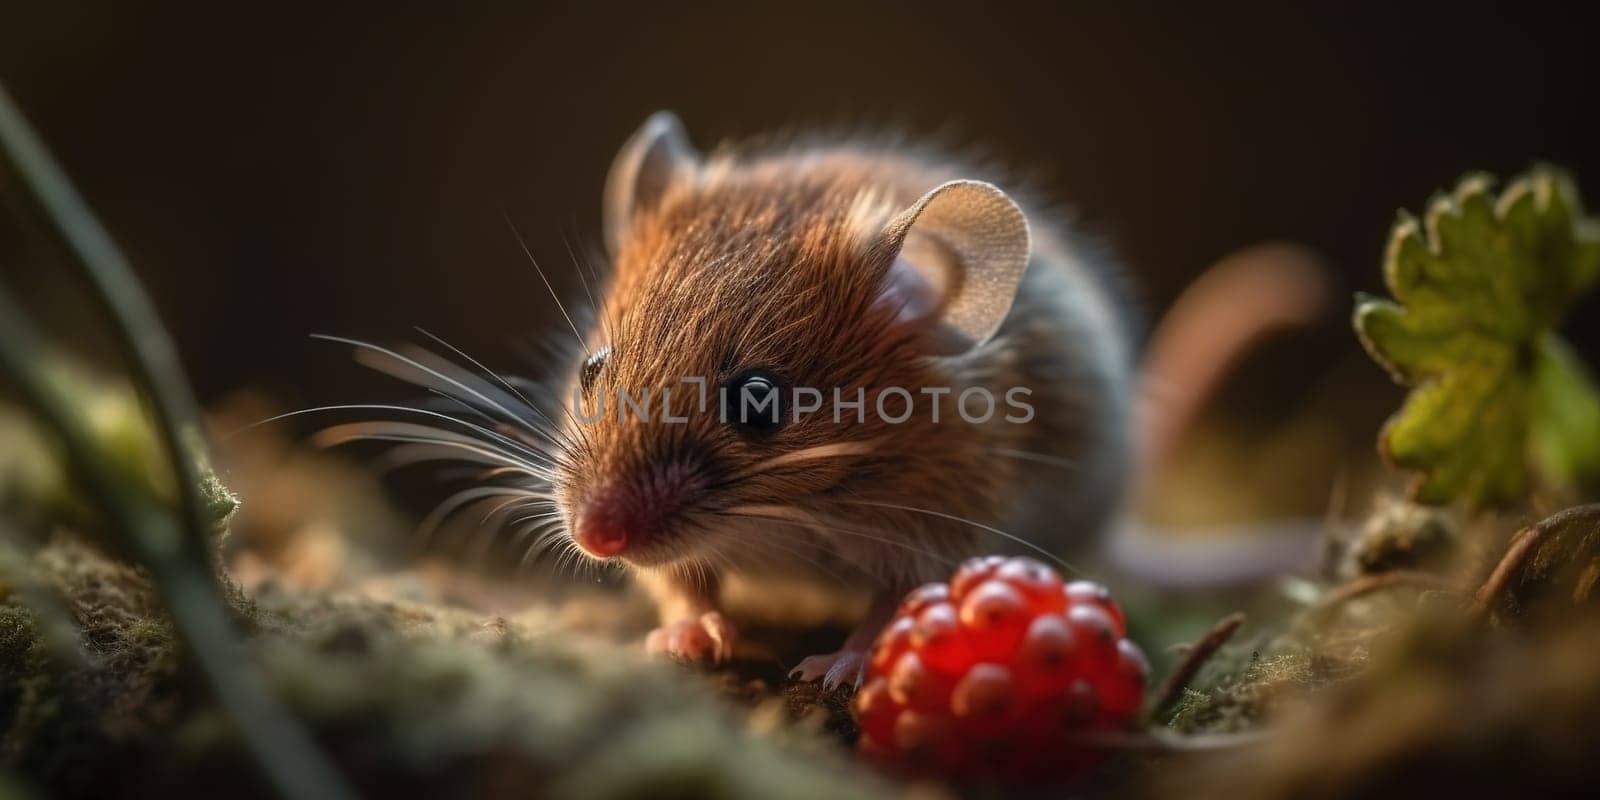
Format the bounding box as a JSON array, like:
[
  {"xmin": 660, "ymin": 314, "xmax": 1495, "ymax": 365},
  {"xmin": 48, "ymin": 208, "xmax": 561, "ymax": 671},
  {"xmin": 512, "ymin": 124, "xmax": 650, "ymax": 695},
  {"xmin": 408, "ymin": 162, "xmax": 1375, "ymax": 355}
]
[{"xmin": 3, "ymin": 1, "xmax": 1598, "ymax": 525}]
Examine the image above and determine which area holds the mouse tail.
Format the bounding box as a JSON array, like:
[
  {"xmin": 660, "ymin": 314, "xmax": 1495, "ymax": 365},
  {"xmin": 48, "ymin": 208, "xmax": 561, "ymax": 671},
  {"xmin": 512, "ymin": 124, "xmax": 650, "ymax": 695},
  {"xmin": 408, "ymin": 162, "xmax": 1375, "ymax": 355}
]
[
  {"xmin": 1133, "ymin": 242, "xmax": 1330, "ymax": 490},
  {"xmin": 1107, "ymin": 242, "xmax": 1335, "ymax": 587}
]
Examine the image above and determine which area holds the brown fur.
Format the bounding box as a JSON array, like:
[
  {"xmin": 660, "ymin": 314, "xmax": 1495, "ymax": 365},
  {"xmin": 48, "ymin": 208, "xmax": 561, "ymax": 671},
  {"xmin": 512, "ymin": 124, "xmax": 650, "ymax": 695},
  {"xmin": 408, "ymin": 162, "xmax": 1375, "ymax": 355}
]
[{"xmin": 554, "ymin": 140, "xmax": 1135, "ymax": 595}]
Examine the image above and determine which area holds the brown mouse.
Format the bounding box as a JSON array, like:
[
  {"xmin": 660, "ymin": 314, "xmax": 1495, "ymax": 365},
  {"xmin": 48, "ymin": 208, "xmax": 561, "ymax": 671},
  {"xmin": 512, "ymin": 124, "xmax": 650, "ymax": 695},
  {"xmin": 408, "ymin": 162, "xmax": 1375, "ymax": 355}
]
[
  {"xmin": 555, "ymin": 112, "xmax": 1136, "ymax": 685},
  {"xmin": 309, "ymin": 111, "xmax": 1322, "ymax": 688}
]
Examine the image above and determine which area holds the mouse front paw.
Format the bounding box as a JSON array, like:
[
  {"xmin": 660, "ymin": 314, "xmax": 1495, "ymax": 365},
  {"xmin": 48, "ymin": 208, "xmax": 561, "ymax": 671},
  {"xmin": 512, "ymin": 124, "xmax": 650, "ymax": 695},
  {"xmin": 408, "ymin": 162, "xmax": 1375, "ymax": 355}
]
[
  {"xmin": 789, "ymin": 648, "xmax": 869, "ymax": 690},
  {"xmin": 644, "ymin": 611, "xmax": 736, "ymax": 664}
]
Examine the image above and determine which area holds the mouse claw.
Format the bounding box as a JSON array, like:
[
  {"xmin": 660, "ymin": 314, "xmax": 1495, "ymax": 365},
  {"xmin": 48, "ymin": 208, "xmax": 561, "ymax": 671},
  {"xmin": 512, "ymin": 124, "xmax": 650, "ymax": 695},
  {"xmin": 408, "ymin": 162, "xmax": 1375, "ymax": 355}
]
[
  {"xmin": 789, "ymin": 649, "xmax": 868, "ymax": 690},
  {"xmin": 645, "ymin": 611, "xmax": 737, "ymax": 665},
  {"xmin": 701, "ymin": 611, "xmax": 735, "ymax": 663}
]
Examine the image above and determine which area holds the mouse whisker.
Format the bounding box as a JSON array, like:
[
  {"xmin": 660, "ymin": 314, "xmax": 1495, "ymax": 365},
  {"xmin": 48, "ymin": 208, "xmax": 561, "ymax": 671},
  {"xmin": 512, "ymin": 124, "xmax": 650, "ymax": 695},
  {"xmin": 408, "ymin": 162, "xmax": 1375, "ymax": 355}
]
[
  {"xmin": 479, "ymin": 495, "xmax": 548, "ymax": 531},
  {"xmin": 558, "ymin": 229, "xmax": 611, "ymax": 343},
  {"xmin": 247, "ymin": 402, "xmax": 562, "ymax": 474},
  {"xmin": 410, "ymin": 326, "xmax": 583, "ymax": 454},
  {"xmin": 403, "ymin": 353, "xmax": 581, "ymax": 458},
  {"xmin": 550, "ymin": 535, "xmax": 580, "ymax": 580},
  {"xmin": 468, "ymin": 504, "xmax": 558, "ymax": 567},
  {"xmin": 417, "ymin": 391, "xmax": 571, "ymax": 467},
  {"xmin": 504, "ymin": 214, "xmax": 590, "ymax": 358},
  {"xmin": 837, "ymin": 499, "xmax": 1085, "ymax": 577},
  {"xmin": 371, "ymin": 444, "xmax": 551, "ymax": 488},
  {"xmin": 985, "ymin": 447, "xmax": 1081, "ymax": 471},
  {"xmin": 313, "ymin": 333, "xmax": 571, "ymax": 454},
  {"xmin": 515, "ymin": 522, "xmax": 569, "ymax": 575},
  {"xmin": 478, "ymin": 465, "xmax": 557, "ymax": 482},
  {"xmin": 700, "ymin": 520, "xmax": 860, "ymax": 586},
  {"xmin": 712, "ymin": 506, "xmax": 959, "ymax": 574},
  {"xmin": 356, "ymin": 432, "xmax": 550, "ymax": 473},
  {"xmin": 416, "ymin": 486, "xmax": 549, "ymax": 554},
  {"xmin": 401, "ymin": 342, "xmax": 586, "ymax": 459},
  {"xmin": 414, "ymin": 327, "xmax": 542, "ymax": 411},
  {"xmin": 328, "ymin": 398, "xmax": 566, "ymax": 470},
  {"xmin": 317, "ymin": 426, "xmax": 555, "ymax": 481},
  {"xmin": 504, "ymin": 509, "xmax": 563, "ymax": 530}
]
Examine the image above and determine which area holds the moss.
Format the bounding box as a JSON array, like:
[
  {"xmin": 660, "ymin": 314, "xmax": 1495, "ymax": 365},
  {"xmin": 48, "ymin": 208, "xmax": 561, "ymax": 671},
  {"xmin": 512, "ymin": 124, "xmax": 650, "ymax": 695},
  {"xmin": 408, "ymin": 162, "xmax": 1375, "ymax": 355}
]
[
  {"xmin": 551, "ymin": 714, "xmax": 878, "ymax": 800},
  {"xmin": 0, "ymin": 541, "xmax": 893, "ymax": 799},
  {"xmin": 1157, "ymin": 612, "xmax": 1600, "ymax": 798},
  {"xmin": 1150, "ymin": 504, "xmax": 1600, "ymax": 796},
  {"xmin": 0, "ymin": 539, "xmax": 184, "ymax": 797},
  {"xmin": 2, "ymin": 379, "xmax": 236, "ymax": 550},
  {"xmin": 13, "ymin": 364, "xmax": 1596, "ymax": 797},
  {"xmin": 1344, "ymin": 499, "xmax": 1459, "ymax": 576},
  {"xmin": 1166, "ymin": 644, "xmax": 1321, "ymax": 733},
  {"xmin": 0, "ymin": 604, "xmax": 47, "ymax": 735}
]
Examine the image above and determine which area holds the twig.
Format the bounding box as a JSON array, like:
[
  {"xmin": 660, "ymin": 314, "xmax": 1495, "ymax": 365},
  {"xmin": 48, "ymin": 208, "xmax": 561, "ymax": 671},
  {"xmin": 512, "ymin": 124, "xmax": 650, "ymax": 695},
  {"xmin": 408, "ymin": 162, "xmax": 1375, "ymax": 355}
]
[
  {"xmin": 0, "ymin": 89, "xmax": 354, "ymax": 800},
  {"xmin": 1309, "ymin": 570, "xmax": 1457, "ymax": 619},
  {"xmin": 1472, "ymin": 504, "xmax": 1600, "ymax": 620},
  {"xmin": 1151, "ymin": 612, "xmax": 1244, "ymax": 717}
]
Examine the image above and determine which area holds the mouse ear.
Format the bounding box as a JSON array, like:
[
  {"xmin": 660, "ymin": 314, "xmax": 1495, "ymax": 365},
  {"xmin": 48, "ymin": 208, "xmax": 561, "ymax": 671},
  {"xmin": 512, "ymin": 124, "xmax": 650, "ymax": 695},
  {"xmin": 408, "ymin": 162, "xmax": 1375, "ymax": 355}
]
[
  {"xmin": 874, "ymin": 180, "xmax": 1031, "ymax": 355},
  {"xmin": 604, "ymin": 111, "xmax": 700, "ymax": 256}
]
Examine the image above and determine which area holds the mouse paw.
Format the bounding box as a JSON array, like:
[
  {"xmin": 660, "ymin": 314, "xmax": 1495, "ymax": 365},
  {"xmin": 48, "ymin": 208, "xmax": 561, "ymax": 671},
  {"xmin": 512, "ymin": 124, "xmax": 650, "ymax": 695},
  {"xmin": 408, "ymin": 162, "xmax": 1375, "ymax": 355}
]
[
  {"xmin": 645, "ymin": 611, "xmax": 736, "ymax": 664},
  {"xmin": 789, "ymin": 648, "xmax": 868, "ymax": 690}
]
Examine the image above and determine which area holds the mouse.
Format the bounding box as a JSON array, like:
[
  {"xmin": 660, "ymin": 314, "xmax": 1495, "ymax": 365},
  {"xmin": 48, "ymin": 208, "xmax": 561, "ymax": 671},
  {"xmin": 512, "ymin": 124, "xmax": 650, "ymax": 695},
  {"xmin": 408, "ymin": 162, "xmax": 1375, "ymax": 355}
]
[
  {"xmin": 308, "ymin": 111, "xmax": 1325, "ymax": 689},
  {"xmin": 553, "ymin": 111, "xmax": 1137, "ymax": 687}
]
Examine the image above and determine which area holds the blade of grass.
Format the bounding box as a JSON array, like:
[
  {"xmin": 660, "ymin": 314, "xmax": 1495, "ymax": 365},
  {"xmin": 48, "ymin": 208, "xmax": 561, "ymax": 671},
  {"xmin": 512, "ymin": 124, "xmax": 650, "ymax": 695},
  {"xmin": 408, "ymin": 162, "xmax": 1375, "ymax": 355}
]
[
  {"xmin": 0, "ymin": 288, "xmax": 353, "ymax": 800},
  {"xmin": 0, "ymin": 88, "xmax": 352, "ymax": 800},
  {"xmin": 0, "ymin": 85, "xmax": 218, "ymax": 554}
]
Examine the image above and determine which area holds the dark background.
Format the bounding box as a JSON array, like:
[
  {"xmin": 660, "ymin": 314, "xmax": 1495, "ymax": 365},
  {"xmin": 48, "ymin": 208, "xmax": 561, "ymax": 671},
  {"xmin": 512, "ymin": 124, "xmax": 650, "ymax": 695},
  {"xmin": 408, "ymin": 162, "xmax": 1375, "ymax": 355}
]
[{"xmin": 2, "ymin": 1, "xmax": 1597, "ymax": 442}]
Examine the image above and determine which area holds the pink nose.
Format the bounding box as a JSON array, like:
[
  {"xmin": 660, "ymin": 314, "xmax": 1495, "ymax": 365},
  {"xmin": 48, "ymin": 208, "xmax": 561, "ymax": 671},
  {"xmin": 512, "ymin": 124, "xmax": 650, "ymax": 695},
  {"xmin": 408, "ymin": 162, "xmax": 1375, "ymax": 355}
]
[
  {"xmin": 574, "ymin": 496, "xmax": 639, "ymax": 557},
  {"xmin": 572, "ymin": 469, "xmax": 690, "ymax": 559}
]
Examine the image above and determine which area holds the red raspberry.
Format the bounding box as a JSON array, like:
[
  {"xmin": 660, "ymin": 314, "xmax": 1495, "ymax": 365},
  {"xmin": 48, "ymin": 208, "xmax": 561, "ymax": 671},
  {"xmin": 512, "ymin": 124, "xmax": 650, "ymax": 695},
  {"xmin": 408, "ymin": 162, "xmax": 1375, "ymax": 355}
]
[{"xmin": 854, "ymin": 557, "xmax": 1148, "ymax": 781}]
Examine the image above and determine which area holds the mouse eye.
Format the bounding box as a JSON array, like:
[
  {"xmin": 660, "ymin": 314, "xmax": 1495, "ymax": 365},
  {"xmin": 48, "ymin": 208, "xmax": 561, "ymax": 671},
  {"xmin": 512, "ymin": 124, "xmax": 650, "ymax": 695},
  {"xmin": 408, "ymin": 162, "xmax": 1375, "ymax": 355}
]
[
  {"xmin": 724, "ymin": 369, "xmax": 784, "ymax": 435},
  {"xmin": 580, "ymin": 345, "xmax": 609, "ymax": 393}
]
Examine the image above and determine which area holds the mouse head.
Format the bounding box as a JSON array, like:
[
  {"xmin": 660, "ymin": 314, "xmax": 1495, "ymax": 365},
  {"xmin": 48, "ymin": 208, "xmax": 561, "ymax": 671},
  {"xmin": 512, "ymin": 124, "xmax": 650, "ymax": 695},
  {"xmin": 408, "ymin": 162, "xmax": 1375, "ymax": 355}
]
[{"xmin": 554, "ymin": 112, "xmax": 1032, "ymax": 570}]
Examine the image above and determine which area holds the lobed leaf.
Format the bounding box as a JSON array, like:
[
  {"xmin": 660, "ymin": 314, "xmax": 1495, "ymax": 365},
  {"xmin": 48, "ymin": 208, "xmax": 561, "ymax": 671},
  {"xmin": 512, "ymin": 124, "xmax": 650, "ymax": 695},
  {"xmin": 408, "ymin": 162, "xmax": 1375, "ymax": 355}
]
[{"xmin": 1355, "ymin": 166, "xmax": 1600, "ymax": 508}]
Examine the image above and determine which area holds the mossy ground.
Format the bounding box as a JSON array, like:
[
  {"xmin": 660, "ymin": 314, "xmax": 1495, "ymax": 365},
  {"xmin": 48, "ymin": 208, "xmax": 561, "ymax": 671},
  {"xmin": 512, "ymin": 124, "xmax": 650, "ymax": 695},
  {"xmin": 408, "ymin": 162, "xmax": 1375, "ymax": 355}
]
[
  {"xmin": 6, "ymin": 393, "xmax": 1600, "ymax": 798},
  {"xmin": 0, "ymin": 537, "xmax": 896, "ymax": 799}
]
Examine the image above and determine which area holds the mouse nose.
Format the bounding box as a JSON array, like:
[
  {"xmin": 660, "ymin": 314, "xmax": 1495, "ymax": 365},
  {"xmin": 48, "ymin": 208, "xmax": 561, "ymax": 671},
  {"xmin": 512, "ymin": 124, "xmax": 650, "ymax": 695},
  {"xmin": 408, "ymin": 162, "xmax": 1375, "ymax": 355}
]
[
  {"xmin": 574, "ymin": 501, "xmax": 633, "ymax": 557},
  {"xmin": 573, "ymin": 484, "xmax": 660, "ymax": 558},
  {"xmin": 570, "ymin": 464, "xmax": 697, "ymax": 559}
]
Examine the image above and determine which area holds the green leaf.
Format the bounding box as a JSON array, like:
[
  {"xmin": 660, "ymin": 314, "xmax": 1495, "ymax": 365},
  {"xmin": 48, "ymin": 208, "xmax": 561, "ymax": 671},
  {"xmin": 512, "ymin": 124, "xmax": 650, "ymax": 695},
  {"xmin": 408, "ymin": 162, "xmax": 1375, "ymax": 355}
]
[
  {"xmin": 1354, "ymin": 167, "xmax": 1600, "ymax": 509},
  {"xmin": 1533, "ymin": 336, "xmax": 1600, "ymax": 488}
]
